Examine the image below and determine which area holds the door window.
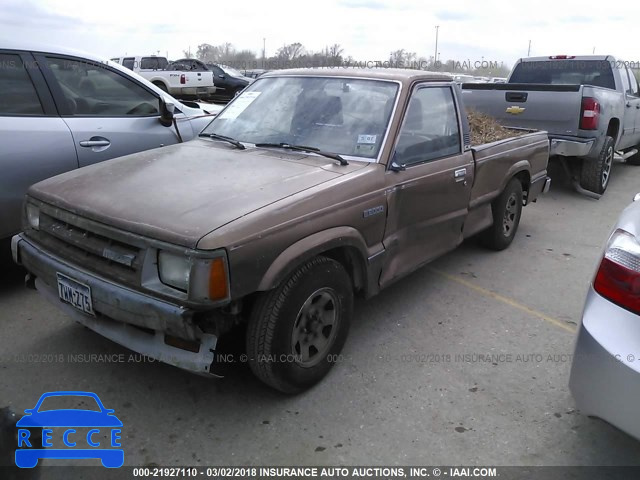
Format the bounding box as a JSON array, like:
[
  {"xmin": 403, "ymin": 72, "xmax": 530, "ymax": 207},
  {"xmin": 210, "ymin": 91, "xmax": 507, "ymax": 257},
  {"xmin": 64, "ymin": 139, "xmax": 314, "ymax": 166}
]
[
  {"xmin": 45, "ymin": 57, "xmax": 159, "ymax": 117},
  {"xmin": 0, "ymin": 54, "xmax": 44, "ymax": 115},
  {"xmin": 393, "ymin": 86, "xmax": 461, "ymax": 166},
  {"xmin": 140, "ymin": 57, "xmax": 168, "ymax": 70},
  {"xmin": 121, "ymin": 57, "xmax": 136, "ymax": 70},
  {"xmin": 620, "ymin": 66, "xmax": 632, "ymax": 95},
  {"xmin": 626, "ymin": 67, "xmax": 639, "ymax": 97}
]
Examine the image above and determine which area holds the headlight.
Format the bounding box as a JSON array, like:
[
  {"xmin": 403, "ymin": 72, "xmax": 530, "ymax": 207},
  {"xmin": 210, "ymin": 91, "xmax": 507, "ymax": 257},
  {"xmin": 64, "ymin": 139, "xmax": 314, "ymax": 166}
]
[
  {"xmin": 158, "ymin": 251, "xmax": 190, "ymax": 291},
  {"xmin": 26, "ymin": 203, "xmax": 40, "ymax": 230},
  {"xmin": 157, "ymin": 250, "xmax": 229, "ymax": 302}
]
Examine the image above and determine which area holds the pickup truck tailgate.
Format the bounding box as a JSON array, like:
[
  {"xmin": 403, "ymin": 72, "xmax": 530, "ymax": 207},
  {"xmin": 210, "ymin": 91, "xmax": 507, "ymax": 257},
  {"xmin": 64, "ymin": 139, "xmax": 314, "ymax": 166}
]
[{"xmin": 462, "ymin": 83, "xmax": 583, "ymax": 136}]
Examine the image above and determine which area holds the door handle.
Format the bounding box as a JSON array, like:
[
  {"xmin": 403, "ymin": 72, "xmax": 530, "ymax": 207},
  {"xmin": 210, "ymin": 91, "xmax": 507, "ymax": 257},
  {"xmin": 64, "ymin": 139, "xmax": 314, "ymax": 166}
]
[
  {"xmin": 79, "ymin": 138, "xmax": 110, "ymax": 148},
  {"xmin": 626, "ymin": 102, "xmax": 632, "ymax": 108},
  {"xmin": 454, "ymin": 168, "xmax": 467, "ymax": 178}
]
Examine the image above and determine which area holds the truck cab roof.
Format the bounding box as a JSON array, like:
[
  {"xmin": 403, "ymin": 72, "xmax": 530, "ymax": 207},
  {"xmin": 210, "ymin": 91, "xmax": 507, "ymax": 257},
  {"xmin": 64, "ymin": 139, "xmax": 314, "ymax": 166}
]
[{"xmin": 261, "ymin": 68, "xmax": 453, "ymax": 87}]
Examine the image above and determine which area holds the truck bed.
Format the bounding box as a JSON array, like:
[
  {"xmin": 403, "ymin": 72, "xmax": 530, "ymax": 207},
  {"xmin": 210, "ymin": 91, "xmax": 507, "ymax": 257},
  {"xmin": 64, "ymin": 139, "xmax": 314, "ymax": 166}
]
[{"xmin": 470, "ymin": 130, "xmax": 550, "ymax": 208}]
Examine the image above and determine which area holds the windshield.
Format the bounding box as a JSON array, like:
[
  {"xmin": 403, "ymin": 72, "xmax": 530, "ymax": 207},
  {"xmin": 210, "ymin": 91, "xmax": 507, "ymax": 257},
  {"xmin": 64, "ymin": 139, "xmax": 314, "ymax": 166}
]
[
  {"xmin": 202, "ymin": 76, "xmax": 399, "ymax": 160},
  {"xmin": 509, "ymin": 60, "xmax": 615, "ymax": 89}
]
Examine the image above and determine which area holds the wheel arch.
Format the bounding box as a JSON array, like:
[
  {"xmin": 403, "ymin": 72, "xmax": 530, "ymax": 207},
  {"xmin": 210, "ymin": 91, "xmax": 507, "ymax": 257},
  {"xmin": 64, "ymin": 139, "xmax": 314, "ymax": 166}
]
[
  {"xmin": 257, "ymin": 227, "xmax": 370, "ymax": 296},
  {"xmin": 607, "ymin": 118, "xmax": 621, "ymax": 146}
]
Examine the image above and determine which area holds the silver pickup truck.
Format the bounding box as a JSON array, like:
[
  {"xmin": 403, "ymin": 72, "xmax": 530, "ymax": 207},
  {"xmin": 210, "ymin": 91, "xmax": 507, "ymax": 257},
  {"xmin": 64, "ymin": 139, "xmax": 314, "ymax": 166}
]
[
  {"xmin": 463, "ymin": 55, "xmax": 640, "ymax": 196},
  {"xmin": 13, "ymin": 69, "xmax": 550, "ymax": 393}
]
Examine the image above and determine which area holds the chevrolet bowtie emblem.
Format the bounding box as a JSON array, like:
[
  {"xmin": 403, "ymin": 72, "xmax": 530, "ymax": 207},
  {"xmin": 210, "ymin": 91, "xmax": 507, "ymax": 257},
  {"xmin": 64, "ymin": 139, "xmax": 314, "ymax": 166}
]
[{"xmin": 506, "ymin": 106, "xmax": 526, "ymax": 115}]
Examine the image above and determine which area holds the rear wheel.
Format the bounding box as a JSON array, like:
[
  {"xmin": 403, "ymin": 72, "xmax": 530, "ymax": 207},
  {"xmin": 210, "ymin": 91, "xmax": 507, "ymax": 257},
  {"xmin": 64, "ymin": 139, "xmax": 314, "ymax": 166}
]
[
  {"xmin": 153, "ymin": 81, "xmax": 168, "ymax": 93},
  {"xmin": 479, "ymin": 177, "xmax": 523, "ymax": 251},
  {"xmin": 580, "ymin": 136, "xmax": 614, "ymax": 194},
  {"xmin": 246, "ymin": 256, "xmax": 353, "ymax": 393}
]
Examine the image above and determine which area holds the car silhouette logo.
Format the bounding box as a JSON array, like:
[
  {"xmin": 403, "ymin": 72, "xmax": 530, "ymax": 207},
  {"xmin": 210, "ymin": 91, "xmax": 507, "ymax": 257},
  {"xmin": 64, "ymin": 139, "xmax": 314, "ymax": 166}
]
[{"xmin": 15, "ymin": 391, "xmax": 123, "ymax": 468}]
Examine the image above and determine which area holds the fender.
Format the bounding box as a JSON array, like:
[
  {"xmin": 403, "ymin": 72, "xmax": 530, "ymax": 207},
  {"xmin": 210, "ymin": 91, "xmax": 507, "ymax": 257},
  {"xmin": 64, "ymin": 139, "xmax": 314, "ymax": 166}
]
[
  {"xmin": 502, "ymin": 160, "xmax": 531, "ymax": 193},
  {"xmin": 469, "ymin": 160, "xmax": 531, "ymax": 210},
  {"xmin": 257, "ymin": 227, "xmax": 371, "ymax": 292}
]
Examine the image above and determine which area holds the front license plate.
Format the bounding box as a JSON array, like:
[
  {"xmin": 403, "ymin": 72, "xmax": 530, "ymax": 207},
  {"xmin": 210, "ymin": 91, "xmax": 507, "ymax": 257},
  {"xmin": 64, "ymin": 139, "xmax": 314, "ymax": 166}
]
[{"xmin": 56, "ymin": 273, "xmax": 95, "ymax": 316}]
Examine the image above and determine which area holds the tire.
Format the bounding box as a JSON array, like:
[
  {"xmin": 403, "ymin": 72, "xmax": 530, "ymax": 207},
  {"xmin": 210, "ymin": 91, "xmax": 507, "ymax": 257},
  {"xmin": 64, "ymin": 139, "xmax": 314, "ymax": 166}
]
[
  {"xmin": 580, "ymin": 136, "xmax": 614, "ymax": 194},
  {"xmin": 153, "ymin": 82, "xmax": 168, "ymax": 93},
  {"xmin": 479, "ymin": 177, "xmax": 523, "ymax": 251},
  {"xmin": 246, "ymin": 256, "xmax": 353, "ymax": 393}
]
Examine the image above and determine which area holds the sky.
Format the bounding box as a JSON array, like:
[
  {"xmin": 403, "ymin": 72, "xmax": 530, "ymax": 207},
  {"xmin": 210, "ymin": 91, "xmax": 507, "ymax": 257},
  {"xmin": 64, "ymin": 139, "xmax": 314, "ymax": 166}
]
[{"xmin": 1, "ymin": 0, "xmax": 638, "ymax": 69}]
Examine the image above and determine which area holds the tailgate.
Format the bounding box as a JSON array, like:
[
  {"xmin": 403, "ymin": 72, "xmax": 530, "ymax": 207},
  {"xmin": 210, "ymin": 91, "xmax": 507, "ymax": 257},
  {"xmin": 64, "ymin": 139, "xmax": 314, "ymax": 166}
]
[{"xmin": 462, "ymin": 84, "xmax": 583, "ymax": 136}]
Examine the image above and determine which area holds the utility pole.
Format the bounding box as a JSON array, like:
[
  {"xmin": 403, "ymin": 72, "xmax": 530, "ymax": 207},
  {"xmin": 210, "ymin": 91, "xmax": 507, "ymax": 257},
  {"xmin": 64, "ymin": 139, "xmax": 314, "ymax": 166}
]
[
  {"xmin": 527, "ymin": 40, "xmax": 531, "ymax": 56},
  {"xmin": 434, "ymin": 26, "xmax": 439, "ymax": 67}
]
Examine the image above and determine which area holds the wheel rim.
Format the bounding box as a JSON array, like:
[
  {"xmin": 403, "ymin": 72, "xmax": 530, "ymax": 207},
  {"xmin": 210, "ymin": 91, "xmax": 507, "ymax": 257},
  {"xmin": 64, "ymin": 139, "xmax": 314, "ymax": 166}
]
[
  {"xmin": 291, "ymin": 288, "xmax": 339, "ymax": 367},
  {"xmin": 502, "ymin": 193, "xmax": 518, "ymax": 237},
  {"xmin": 602, "ymin": 146, "xmax": 613, "ymax": 188}
]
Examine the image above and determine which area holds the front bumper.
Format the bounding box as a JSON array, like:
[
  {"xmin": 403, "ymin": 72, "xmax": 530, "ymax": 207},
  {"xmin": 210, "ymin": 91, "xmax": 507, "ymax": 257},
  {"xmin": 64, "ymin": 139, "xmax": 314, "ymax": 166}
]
[
  {"xmin": 12, "ymin": 234, "xmax": 219, "ymax": 376},
  {"xmin": 549, "ymin": 137, "xmax": 595, "ymax": 157},
  {"xmin": 569, "ymin": 286, "xmax": 640, "ymax": 441}
]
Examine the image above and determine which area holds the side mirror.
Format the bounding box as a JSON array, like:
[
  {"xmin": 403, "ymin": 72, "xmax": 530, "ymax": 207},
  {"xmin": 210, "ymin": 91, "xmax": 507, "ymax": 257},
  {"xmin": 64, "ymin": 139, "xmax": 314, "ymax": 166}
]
[
  {"xmin": 390, "ymin": 161, "xmax": 406, "ymax": 172},
  {"xmin": 159, "ymin": 98, "xmax": 175, "ymax": 127}
]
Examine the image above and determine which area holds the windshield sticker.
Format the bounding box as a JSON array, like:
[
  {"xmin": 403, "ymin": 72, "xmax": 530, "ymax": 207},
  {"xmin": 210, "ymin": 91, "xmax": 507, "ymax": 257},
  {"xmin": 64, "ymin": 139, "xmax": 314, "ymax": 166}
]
[
  {"xmin": 357, "ymin": 134, "xmax": 377, "ymax": 144},
  {"xmin": 355, "ymin": 144, "xmax": 376, "ymax": 155},
  {"xmin": 219, "ymin": 91, "xmax": 261, "ymax": 119}
]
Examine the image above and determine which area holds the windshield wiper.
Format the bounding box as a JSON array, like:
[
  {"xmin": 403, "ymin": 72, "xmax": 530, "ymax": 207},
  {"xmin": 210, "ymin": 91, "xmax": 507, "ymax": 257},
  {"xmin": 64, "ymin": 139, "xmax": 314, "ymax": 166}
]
[
  {"xmin": 254, "ymin": 143, "xmax": 349, "ymax": 166},
  {"xmin": 199, "ymin": 133, "xmax": 246, "ymax": 150}
]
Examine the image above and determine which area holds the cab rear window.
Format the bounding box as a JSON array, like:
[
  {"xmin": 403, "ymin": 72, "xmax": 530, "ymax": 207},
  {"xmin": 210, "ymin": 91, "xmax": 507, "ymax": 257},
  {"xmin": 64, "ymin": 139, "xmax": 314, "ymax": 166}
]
[{"xmin": 510, "ymin": 61, "xmax": 615, "ymax": 89}]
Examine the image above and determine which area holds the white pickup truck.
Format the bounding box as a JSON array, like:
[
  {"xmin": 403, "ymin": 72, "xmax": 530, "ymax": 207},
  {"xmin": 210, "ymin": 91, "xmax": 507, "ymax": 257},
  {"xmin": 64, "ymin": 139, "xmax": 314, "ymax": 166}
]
[{"xmin": 111, "ymin": 56, "xmax": 216, "ymax": 99}]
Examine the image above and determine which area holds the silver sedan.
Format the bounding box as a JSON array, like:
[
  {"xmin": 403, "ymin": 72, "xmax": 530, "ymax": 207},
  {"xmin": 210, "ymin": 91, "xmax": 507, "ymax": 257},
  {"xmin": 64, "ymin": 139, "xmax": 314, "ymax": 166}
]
[{"xmin": 569, "ymin": 192, "xmax": 640, "ymax": 440}]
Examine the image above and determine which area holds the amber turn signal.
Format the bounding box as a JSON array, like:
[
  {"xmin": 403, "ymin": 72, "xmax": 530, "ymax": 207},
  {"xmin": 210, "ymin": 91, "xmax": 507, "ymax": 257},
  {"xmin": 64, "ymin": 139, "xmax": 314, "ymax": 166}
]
[{"xmin": 208, "ymin": 257, "xmax": 228, "ymax": 300}]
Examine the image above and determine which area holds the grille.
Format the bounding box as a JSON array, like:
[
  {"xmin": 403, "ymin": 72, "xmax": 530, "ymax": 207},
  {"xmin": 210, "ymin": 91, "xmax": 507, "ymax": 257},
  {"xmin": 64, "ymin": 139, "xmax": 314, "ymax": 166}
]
[{"xmin": 32, "ymin": 212, "xmax": 144, "ymax": 285}]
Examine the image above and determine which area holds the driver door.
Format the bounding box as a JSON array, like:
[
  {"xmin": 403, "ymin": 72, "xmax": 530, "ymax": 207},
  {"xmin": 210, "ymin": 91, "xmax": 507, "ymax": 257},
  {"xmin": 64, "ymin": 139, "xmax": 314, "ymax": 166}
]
[
  {"xmin": 37, "ymin": 55, "xmax": 183, "ymax": 168},
  {"xmin": 380, "ymin": 83, "xmax": 474, "ymax": 287}
]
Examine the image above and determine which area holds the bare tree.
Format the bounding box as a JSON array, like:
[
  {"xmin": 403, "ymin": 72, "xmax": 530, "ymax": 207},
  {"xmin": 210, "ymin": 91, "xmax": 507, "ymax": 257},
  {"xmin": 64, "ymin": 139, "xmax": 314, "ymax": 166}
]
[
  {"xmin": 276, "ymin": 42, "xmax": 305, "ymax": 61},
  {"xmin": 327, "ymin": 43, "xmax": 344, "ymax": 59}
]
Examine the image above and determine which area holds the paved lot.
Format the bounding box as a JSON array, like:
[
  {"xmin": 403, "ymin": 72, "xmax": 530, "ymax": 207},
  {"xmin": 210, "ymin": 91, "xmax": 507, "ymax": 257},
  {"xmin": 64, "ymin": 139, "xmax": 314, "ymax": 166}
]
[{"xmin": 2, "ymin": 160, "xmax": 640, "ymax": 468}]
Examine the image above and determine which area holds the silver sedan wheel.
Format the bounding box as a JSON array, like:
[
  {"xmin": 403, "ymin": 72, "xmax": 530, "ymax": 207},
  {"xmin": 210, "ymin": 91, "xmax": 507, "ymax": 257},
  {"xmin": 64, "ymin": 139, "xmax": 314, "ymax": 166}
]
[{"xmin": 291, "ymin": 288, "xmax": 339, "ymax": 367}]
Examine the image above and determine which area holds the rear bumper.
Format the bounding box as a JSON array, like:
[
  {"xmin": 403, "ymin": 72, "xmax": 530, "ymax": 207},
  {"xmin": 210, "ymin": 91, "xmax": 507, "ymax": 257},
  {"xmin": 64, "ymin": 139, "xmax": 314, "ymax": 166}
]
[
  {"xmin": 569, "ymin": 287, "xmax": 640, "ymax": 441},
  {"xmin": 549, "ymin": 137, "xmax": 595, "ymax": 157},
  {"xmin": 12, "ymin": 234, "xmax": 219, "ymax": 376},
  {"xmin": 169, "ymin": 86, "xmax": 216, "ymax": 97}
]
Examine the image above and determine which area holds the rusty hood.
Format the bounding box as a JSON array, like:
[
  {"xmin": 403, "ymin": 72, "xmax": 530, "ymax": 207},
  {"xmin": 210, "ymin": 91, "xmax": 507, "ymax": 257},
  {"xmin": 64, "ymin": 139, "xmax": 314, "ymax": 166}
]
[{"xmin": 28, "ymin": 139, "xmax": 362, "ymax": 248}]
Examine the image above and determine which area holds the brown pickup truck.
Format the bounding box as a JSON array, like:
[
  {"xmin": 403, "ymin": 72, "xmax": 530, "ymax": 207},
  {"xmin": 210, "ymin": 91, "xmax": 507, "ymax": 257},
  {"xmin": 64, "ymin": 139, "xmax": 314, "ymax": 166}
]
[{"xmin": 12, "ymin": 68, "xmax": 550, "ymax": 393}]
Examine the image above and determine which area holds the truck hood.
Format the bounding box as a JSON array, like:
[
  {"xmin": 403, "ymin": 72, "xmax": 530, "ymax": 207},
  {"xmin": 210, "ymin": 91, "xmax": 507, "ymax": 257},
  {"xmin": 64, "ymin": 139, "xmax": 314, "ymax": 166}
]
[{"xmin": 28, "ymin": 139, "xmax": 362, "ymax": 248}]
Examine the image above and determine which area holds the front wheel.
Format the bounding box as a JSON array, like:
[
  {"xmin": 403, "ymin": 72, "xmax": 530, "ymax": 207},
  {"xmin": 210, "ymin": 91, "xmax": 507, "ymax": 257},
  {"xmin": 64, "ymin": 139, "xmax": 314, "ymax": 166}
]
[
  {"xmin": 479, "ymin": 177, "xmax": 523, "ymax": 251},
  {"xmin": 580, "ymin": 136, "xmax": 614, "ymax": 194},
  {"xmin": 246, "ymin": 256, "xmax": 353, "ymax": 393}
]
